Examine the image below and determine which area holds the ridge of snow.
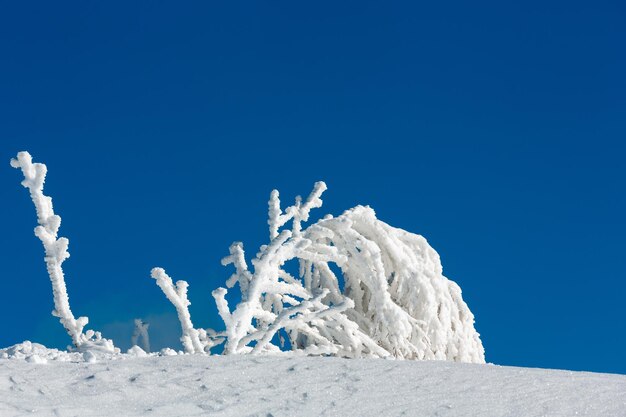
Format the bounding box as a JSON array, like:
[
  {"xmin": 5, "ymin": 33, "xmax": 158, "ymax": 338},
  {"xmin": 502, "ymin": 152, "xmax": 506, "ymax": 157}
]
[{"xmin": 1, "ymin": 346, "xmax": 624, "ymax": 417}]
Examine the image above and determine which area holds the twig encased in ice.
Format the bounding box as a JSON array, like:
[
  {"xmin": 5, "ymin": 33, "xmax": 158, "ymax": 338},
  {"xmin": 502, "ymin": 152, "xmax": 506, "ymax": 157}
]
[{"xmin": 11, "ymin": 152, "xmax": 117, "ymax": 353}]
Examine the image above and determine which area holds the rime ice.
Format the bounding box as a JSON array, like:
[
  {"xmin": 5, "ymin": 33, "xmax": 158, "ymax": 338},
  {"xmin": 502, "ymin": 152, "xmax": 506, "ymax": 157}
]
[
  {"xmin": 12, "ymin": 151, "xmax": 482, "ymax": 362},
  {"xmin": 156, "ymin": 182, "xmax": 485, "ymax": 362},
  {"xmin": 11, "ymin": 152, "xmax": 118, "ymax": 355}
]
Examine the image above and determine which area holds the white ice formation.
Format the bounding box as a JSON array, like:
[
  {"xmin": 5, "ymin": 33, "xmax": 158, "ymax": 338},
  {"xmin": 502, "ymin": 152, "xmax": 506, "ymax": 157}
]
[
  {"xmin": 214, "ymin": 182, "xmax": 484, "ymax": 362},
  {"xmin": 157, "ymin": 182, "xmax": 484, "ymax": 362},
  {"xmin": 150, "ymin": 268, "xmax": 223, "ymax": 354},
  {"xmin": 131, "ymin": 319, "xmax": 151, "ymax": 353},
  {"xmin": 11, "ymin": 152, "xmax": 118, "ymax": 354},
  {"xmin": 10, "ymin": 150, "xmax": 483, "ymax": 362}
]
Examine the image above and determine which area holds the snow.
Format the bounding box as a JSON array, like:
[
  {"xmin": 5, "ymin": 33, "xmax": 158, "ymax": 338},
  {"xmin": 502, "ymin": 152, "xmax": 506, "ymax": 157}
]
[
  {"xmin": 1, "ymin": 349, "xmax": 624, "ymax": 417},
  {"xmin": 8, "ymin": 152, "xmax": 623, "ymax": 415}
]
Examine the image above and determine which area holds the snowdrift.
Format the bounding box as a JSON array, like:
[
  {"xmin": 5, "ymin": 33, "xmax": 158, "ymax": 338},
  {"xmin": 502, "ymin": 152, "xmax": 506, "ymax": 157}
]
[{"xmin": 1, "ymin": 348, "xmax": 624, "ymax": 417}]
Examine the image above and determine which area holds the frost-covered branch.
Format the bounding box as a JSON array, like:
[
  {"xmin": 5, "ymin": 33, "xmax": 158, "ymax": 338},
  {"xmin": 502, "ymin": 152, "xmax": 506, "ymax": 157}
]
[
  {"xmin": 11, "ymin": 151, "xmax": 117, "ymax": 354},
  {"xmin": 131, "ymin": 319, "xmax": 150, "ymax": 353},
  {"xmin": 10, "ymin": 153, "xmax": 484, "ymax": 362},
  {"xmin": 215, "ymin": 182, "xmax": 485, "ymax": 362},
  {"xmin": 268, "ymin": 181, "xmax": 327, "ymax": 239},
  {"xmin": 214, "ymin": 182, "xmax": 393, "ymax": 358},
  {"xmin": 151, "ymin": 267, "xmax": 222, "ymax": 353}
]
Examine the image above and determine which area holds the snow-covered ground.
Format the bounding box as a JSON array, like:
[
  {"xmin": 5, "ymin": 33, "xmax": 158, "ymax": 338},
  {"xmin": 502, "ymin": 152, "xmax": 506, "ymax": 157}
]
[{"xmin": 1, "ymin": 344, "xmax": 624, "ymax": 417}]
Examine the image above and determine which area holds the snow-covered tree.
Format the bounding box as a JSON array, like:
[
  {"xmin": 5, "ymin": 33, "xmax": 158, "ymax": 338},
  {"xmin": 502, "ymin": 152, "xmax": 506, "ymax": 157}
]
[
  {"xmin": 11, "ymin": 152, "xmax": 117, "ymax": 354},
  {"xmin": 213, "ymin": 182, "xmax": 485, "ymax": 362}
]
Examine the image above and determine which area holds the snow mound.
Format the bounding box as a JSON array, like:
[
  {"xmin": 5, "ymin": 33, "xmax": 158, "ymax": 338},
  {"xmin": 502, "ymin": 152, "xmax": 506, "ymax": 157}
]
[
  {"xmin": 0, "ymin": 341, "xmax": 81, "ymax": 363},
  {"xmin": 0, "ymin": 341, "xmax": 183, "ymax": 364},
  {"xmin": 1, "ymin": 354, "xmax": 624, "ymax": 416}
]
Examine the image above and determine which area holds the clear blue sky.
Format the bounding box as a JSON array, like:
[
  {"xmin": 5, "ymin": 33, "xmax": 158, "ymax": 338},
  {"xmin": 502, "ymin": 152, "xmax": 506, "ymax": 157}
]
[{"xmin": 1, "ymin": 1, "xmax": 625, "ymax": 374}]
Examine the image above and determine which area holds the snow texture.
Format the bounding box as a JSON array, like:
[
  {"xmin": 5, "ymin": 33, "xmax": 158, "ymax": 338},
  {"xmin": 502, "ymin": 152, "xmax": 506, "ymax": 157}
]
[
  {"xmin": 1, "ymin": 349, "xmax": 624, "ymax": 417},
  {"xmin": 10, "ymin": 152, "xmax": 117, "ymax": 354}
]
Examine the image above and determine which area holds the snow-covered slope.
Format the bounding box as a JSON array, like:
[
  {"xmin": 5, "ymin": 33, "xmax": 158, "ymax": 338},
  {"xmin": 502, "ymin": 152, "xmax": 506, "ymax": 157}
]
[{"xmin": 1, "ymin": 351, "xmax": 624, "ymax": 417}]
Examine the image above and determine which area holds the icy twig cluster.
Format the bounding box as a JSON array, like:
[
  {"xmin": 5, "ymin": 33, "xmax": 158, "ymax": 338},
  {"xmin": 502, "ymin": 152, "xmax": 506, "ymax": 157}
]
[
  {"xmin": 11, "ymin": 150, "xmax": 484, "ymax": 362},
  {"xmin": 211, "ymin": 182, "xmax": 388, "ymax": 356},
  {"xmin": 212, "ymin": 182, "xmax": 485, "ymax": 362},
  {"xmin": 150, "ymin": 268, "xmax": 222, "ymax": 354},
  {"xmin": 10, "ymin": 152, "xmax": 117, "ymax": 353},
  {"xmin": 314, "ymin": 206, "xmax": 484, "ymax": 361}
]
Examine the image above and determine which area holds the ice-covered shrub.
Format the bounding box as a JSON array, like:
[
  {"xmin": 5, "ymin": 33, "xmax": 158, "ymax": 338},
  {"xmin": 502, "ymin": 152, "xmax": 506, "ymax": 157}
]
[
  {"xmin": 212, "ymin": 182, "xmax": 485, "ymax": 362},
  {"xmin": 10, "ymin": 150, "xmax": 483, "ymax": 362},
  {"xmin": 315, "ymin": 205, "xmax": 484, "ymax": 362},
  {"xmin": 211, "ymin": 183, "xmax": 387, "ymax": 357},
  {"xmin": 11, "ymin": 152, "xmax": 118, "ymax": 354}
]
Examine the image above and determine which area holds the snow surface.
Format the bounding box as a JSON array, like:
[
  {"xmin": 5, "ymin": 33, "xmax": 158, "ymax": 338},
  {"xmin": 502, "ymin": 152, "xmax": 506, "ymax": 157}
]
[{"xmin": 1, "ymin": 345, "xmax": 624, "ymax": 417}]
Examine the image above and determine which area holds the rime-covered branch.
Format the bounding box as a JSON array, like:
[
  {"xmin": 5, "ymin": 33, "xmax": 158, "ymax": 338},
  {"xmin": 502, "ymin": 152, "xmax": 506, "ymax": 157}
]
[
  {"xmin": 12, "ymin": 153, "xmax": 484, "ymax": 362},
  {"xmin": 268, "ymin": 181, "xmax": 327, "ymax": 239},
  {"xmin": 215, "ymin": 182, "xmax": 485, "ymax": 362},
  {"xmin": 131, "ymin": 319, "xmax": 150, "ymax": 353},
  {"xmin": 214, "ymin": 182, "xmax": 394, "ymax": 357},
  {"xmin": 11, "ymin": 151, "xmax": 117, "ymax": 354},
  {"xmin": 151, "ymin": 267, "xmax": 222, "ymax": 353}
]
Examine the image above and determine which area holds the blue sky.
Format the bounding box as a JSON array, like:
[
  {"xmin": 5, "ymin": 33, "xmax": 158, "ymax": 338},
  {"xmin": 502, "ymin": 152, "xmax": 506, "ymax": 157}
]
[{"xmin": 1, "ymin": 1, "xmax": 625, "ymax": 374}]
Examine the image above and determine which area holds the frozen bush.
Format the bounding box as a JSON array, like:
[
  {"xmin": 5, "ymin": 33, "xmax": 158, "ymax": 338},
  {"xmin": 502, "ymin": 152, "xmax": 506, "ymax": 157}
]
[
  {"xmin": 11, "ymin": 150, "xmax": 483, "ymax": 362},
  {"xmin": 213, "ymin": 182, "xmax": 485, "ymax": 362}
]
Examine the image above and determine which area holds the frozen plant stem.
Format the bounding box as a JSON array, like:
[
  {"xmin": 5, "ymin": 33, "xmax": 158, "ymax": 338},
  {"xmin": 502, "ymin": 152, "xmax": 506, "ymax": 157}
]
[
  {"xmin": 132, "ymin": 319, "xmax": 151, "ymax": 353},
  {"xmin": 151, "ymin": 267, "xmax": 205, "ymax": 353},
  {"xmin": 11, "ymin": 151, "xmax": 116, "ymax": 353}
]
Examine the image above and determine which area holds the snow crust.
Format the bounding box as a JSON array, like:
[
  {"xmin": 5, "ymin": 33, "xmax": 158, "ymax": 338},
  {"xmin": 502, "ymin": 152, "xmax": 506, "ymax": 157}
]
[{"xmin": 1, "ymin": 351, "xmax": 624, "ymax": 417}]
